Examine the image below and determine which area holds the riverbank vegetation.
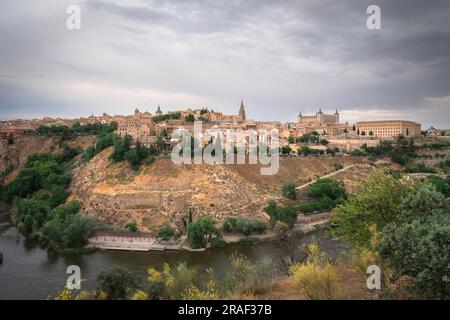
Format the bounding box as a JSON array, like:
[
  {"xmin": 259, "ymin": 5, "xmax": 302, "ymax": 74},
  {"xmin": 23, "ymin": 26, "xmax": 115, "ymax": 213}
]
[
  {"xmin": 50, "ymin": 168, "xmax": 449, "ymax": 300},
  {"xmin": 329, "ymin": 169, "xmax": 450, "ymax": 299},
  {"xmin": 2, "ymin": 142, "xmax": 104, "ymax": 254},
  {"xmin": 53, "ymin": 239, "xmax": 348, "ymax": 300}
]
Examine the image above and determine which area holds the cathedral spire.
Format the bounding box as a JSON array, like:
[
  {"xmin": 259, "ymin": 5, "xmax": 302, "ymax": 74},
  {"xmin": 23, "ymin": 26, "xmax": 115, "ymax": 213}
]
[{"xmin": 239, "ymin": 99, "xmax": 246, "ymax": 121}]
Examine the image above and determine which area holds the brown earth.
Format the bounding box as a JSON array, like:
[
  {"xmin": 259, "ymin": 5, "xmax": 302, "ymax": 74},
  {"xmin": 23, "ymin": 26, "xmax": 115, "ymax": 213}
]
[
  {"xmin": 1, "ymin": 136, "xmax": 395, "ymax": 232},
  {"xmin": 0, "ymin": 135, "xmax": 96, "ymax": 187},
  {"xmin": 70, "ymin": 150, "xmax": 388, "ymax": 231}
]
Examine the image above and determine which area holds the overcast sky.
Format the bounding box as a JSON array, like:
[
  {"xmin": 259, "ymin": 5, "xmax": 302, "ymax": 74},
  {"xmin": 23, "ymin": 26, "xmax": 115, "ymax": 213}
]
[{"xmin": 1, "ymin": 0, "xmax": 450, "ymax": 128}]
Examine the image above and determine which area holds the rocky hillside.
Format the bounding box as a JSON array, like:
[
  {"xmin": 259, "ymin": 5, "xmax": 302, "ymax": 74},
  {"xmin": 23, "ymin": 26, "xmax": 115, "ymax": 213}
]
[
  {"xmin": 0, "ymin": 135, "xmax": 95, "ymax": 187},
  {"xmin": 2, "ymin": 135, "xmax": 391, "ymax": 232},
  {"xmin": 70, "ymin": 149, "xmax": 377, "ymax": 231}
]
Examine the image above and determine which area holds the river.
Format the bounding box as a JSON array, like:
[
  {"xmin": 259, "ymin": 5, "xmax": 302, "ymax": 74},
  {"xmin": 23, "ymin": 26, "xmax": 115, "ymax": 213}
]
[{"xmin": 0, "ymin": 204, "xmax": 346, "ymax": 300}]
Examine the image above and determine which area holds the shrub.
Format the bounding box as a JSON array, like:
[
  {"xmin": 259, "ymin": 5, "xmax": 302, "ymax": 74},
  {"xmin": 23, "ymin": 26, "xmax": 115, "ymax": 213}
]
[
  {"xmin": 97, "ymin": 267, "xmax": 141, "ymax": 300},
  {"xmin": 125, "ymin": 221, "xmax": 138, "ymax": 233},
  {"xmin": 329, "ymin": 170, "xmax": 416, "ymax": 250},
  {"xmin": 187, "ymin": 217, "xmax": 219, "ymax": 249},
  {"xmin": 147, "ymin": 262, "xmax": 197, "ymax": 299},
  {"xmin": 305, "ymin": 178, "xmax": 347, "ymax": 201},
  {"xmin": 235, "ymin": 218, "xmax": 267, "ymax": 236},
  {"xmin": 266, "ymin": 200, "xmax": 298, "ymax": 228},
  {"xmin": 281, "ymin": 145, "xmax": 292, "ymax": 155},
  {"xmin": 221, "ymin": 220, "xmax": 233, "ymax": 233},
  {"xmin": 376, "ymin": 214, "xmax": 450, "ymax": 299},
  {"xmin": 209, "ymin": 237, "xmax": 228, "ymax": 248},
  {"xmin": 282, "ymin": 182, "xmax": 297, "ymax": 200},
  {"xmin": 290, "ymin": 262, "xmax": 338, "ymax": 300},
  {"xmin": 157, "ymin": 224, "xmax": 176, "ymax": 241}
]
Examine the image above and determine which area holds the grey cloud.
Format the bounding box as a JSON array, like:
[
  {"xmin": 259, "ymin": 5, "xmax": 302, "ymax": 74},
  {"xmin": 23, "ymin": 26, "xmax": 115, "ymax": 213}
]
[{"xmin": 0, "ymin": 0, "xmax": 449, "ymax": 128}]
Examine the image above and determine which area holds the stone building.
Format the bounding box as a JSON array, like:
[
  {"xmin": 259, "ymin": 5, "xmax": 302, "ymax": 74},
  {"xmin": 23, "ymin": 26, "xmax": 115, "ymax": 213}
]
[
  {"xmin": 296, "ymin": 108, "xmax": 345, "ymax": 136},
  {"xmin": 298, "ymin": 108, "xmax": 339, "ymax": 126},
  {"xmin": 116, "ymin": 108, "xmax": 155, "ymax": 140},
  {"xmin": 356, "ymin": 120, "xmax": 421, "ymax": 137}
]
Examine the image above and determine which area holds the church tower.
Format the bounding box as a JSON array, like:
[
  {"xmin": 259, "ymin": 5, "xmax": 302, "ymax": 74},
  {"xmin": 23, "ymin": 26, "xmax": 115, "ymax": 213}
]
[
  {"xmin": 156, "ymin": 105, "xmax": 162, "ymax": 116},
  {"xmin": 239, "ymin": 100, "xmax": 246, "ymax": 121},
  {"xmin": 297, "ymin": 110, "xmax": 302, "ymax": 123},
  {"xmin": 317, "ymin": 107, "xmax": 324, "ymax": 125}
]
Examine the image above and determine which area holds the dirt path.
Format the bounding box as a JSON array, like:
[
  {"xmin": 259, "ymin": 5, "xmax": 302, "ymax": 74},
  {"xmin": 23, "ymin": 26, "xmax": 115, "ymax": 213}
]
[{"xmin": 295, "ymin": 164, "xmax": 356, "ymax": 191}]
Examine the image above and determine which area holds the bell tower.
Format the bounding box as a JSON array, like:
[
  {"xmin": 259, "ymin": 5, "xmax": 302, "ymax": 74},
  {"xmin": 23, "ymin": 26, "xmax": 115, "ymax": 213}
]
[{"xmin": 239, "ymin": 99, "xmax": 246, "ymax": 121}]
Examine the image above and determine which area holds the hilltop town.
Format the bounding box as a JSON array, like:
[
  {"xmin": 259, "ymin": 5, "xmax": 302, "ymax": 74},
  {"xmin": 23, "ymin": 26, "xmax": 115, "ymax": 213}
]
[{"xmin": 2, "ymin": 101, "xmax": 448, "ymax": 155}]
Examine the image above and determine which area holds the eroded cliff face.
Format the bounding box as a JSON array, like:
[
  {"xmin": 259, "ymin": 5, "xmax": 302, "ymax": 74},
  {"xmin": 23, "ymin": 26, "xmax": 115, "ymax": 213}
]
[
  {"xmin": 1, "ymin": 135, "xmax": 380, "ymax": 233},
  {"xmin": 70, "ymin": 148, "xmax": 373, "ymax": 232},
  {"xmin": 0, "ymin": 135, "xmax": 96, "ymax": 187},
  {"xmin": 0, "ymin": 136, "xmax": 59, "ymax": 186},
  {"xmin": 70, "ymin": 148, "xmax": 268, "ymax": 231}
]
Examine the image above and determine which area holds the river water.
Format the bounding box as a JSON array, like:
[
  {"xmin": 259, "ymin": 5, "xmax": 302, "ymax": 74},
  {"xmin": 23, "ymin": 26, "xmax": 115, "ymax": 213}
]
[{"xmin": 0, "ymin": 204, "xmax": 346, "ymax": 300}]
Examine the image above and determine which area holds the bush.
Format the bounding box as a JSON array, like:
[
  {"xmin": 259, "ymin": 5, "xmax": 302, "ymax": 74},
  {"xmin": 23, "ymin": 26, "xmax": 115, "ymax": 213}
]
[
  {"xmin": 125, "ymin": 221, "xmax": 138, "ymax": 233},
  {"xmin": 329, "ymin": 170, "xmax": 416, "ymax": 250},
  {"xmin": 187, "ymin": 217, "xmax": 219, "ymax": 249},
  {"xmin": 282, "ymin": 182, "xmax": 297, "ymax": 200},
  {"xmin": 110, "ymin": 135, "xmax": 132, "ymax": 162},
  {"xmin": 221, "ymin": 220, "xmax": 233, "ymax": 233},
  {"xmin": 41, "ymin": 208, "xmax": 99, "ymax": 253},
  {"xmin": 97, "ymin": 267, "xmax": 141, "ymax": 300},
  {"xmin": 209, "ymin": 237, "xmax": 228, "ymax": 248},
  {"xmin": 147, "ymin": 262, "xmax": 197, "ymax": 300},
  {"xmin": 266, "ymin": 200, "xmax": 298, "ymax": 228},
  {"xmin": 281, "ymin": 145, "xmax": 292, "ymax": 155},
  {"xmin": 406, "ymin": 162, "xmax": 437, "ymax": 174},
  {"xmin": 376, "ymin": 214, "xmax": 450, "ymax": 299},
  {"xmin": 290, "ymin": 262, "xmax": 338, "ymax": 300},
  {"xmin": 305, "ymin": 179, "xmax": 347, "ymax": 201},
  {"xmin": 427, "ymin": 175, "xmax": 450, "ymax": 197},
  {"xmin": 298, "ymin": 196, "xmax": 335, "ymax": 214},
  {"xmin": 157, "ymin": 224, "xmax": 176, "ymax": 241},
  {"xmin": 235, "ymin": 218, "xmax": 267, "ymax": 236},
  {"xmin": 223, "ymin": 253, "xmax": 278, "ymax": 296}
]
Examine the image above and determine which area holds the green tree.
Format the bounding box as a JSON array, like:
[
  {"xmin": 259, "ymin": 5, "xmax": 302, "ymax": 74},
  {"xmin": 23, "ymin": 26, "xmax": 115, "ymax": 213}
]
[
  {"xmin": 376, "ymin": 214, "xmax": 450, "ymax": 299},
  {"xmin": 281, "ymin": 145, "xmax": 292, "ymax": 155},
  {"xmin": 266, "ymin": 200, "xmax": 298, "ymax": 228},
  {"xmin": 97, "ymin": 267, "xmax": 141, "ymax": 300},
  {"xmin": 157, "ymin": 224, "xmax": 176, "ymax": 241},
  {"xmin": 110, "ymin": 135, "xmax": 132, "ymax": 162},
  {"xmin": 329, "ymin": 170, "xmax": 416, "ymax": 250},
  {"xmin": 299, "ymin": 145, "xmax": 311, "ymax": 156},
  {"xmin": 282, "ymin": 182, "xmax": 297, "ymax": 200},
  {"xmin": 287, "ymin": 135, "xmax": 295, "ymax": 144},
  {"xmin": 187, "ymin": 217, "xmax": 219, "ymax": 249},
  {"xmin": 306, "ymin": 178, "xmax": 347, "ymax": 201},
  {"xmin": 125, "ymin": 221, "xmax": 138, "ymax": 233}
]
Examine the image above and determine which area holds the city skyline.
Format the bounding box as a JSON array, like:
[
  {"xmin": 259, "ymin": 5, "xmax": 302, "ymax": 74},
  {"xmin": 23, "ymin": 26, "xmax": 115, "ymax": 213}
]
[{"xmin": 1, "ymin": 0, "xmax": 450, "ymax": 128}]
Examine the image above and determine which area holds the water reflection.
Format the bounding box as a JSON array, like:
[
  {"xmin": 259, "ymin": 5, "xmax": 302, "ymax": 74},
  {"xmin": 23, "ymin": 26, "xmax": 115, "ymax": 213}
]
[{"xmin": 0, "ymin": 213, "xmax": 346, "ymax": 300}]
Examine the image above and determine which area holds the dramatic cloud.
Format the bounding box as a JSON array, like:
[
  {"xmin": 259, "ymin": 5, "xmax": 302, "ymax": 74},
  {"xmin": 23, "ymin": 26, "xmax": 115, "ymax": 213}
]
[{"xmin": 0, "ymin": 0, "xmax": 449, "ymax": 128}]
